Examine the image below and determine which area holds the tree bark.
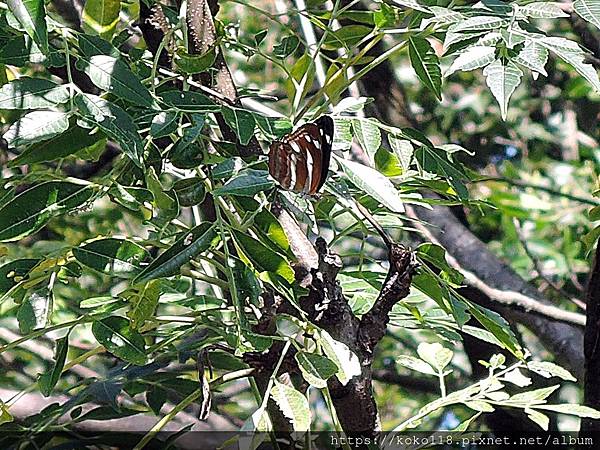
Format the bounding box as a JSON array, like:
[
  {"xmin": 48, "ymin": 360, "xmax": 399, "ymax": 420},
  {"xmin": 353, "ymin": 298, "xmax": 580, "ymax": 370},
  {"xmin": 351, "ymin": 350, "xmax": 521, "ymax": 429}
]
[{"xmin": 581, "ymin": 243, "xmax": 600, "ymax": 434}]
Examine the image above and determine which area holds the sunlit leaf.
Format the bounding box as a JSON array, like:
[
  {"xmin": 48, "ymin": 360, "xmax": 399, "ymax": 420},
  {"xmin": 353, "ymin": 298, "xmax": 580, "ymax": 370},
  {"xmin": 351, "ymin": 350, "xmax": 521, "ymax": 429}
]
[
  {"xmin": 295, "ymin": 351, "xmax": 338, "ymax": 388},
  {"xmin": 82, "ymin": 0, "xmax": 121, "ymax": 39},
  {"xmin": 483, "ymin": 59, "xmax": 523, "ymax": 120},
  {"xmin": 7, "ymin": 0, "xmax": 48, "ymax": 53},
  {"xmin": 0, "ymin": 77, "xmax": 70, "ymax": 109},
  {"xmin": 270, "ymin": 382, "xmax": 311, "ymax": 431},
  {"xmin": 4, "ymin": 111, "xmax": 70, "ymax": 148},
  {"xmin": 336, "ymin": 157, "xmax": 405, "ymax": 213},
  {"xmin": 574, "ymin": 0, "xmax": 600, "ymax": 30}
]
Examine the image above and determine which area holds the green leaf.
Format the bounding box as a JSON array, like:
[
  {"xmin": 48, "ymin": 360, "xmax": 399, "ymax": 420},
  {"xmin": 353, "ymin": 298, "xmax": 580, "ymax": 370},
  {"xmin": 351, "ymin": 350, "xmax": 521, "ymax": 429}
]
[
  {"xmin": 0, "ymin": 77, "xmax": 70, "ymax": 109},
  {"xmin": 82, "ymin": 0, "xmax": 121, "ymax": 39},
  {"xmin": 323, "ymin": 25, "xmax": 372, "ymax": 50},
  {"xmin": 92, "ymin": 316, "xmax": 147, "ymax": 365},
  {"xmin": 391, "ymin": 0, "xmax": 431, "ymax": 13},
  {"xmin": 504, "ymin": 368, "xmax": 532, "ymax": 387},
  {"xmin": 525, "ymin": 408, "xmax": 549, "ymax": 430},
  {"xmin": 0, "ymin": 181, "xmax": 95, "ymax": 242},
  {"xmin": 73, "ymin": 405, "xmax": 141, "ymax": 422},
  {"xmin": 318, "ymin": 329, "xmax": 361, "ymax": 385},
  {"xmin": 160, "ymin": 90, "xmax": 220, "ymax": 112},
  {"xmin": 536, "ymin": 404, "xmax": 600, "ymax": 419},
  {"xmin": 483, "ymin": 59, "xmax": 523, "ymax": 120},
  {"xmin": 583, "ymin": 226, "xmax": 600, "ymax": 249},
  {"xmin": 174, "ymin": 47, "xmax": 216, "ymax": 74},
  {"xmin": 146, "ymin": 386, "xmax": 167, "ymax": 416},
  {"xmin": 232, "ymin": 229, "xmax": 294, "ymax": 283},
  {"xmin": 396, "ymin": 355, "xmax": 437, "ymax": 376},
  {"xmin": 446, "ymin": 46, "xmax": 496, "ymax": 76},
  {"xmin": 428, "ymin": 6, "xmax": 465, "ymax": 24},
  {"xmin": 254, "ymin": 208, "xmax": 289, "ymax": 252},
  {"xmin": 75, "ymin": 93, "xmax": 144, "ymax": 167},
  {"xmin": 295, "ymin": 351, "xmax": 339, "ymax": 388},
  {"xmin": 126, "ymin": 280, "xmax": 161, "ymax": 329},
  {"xmin": 0, "ymin": 259, "xmax": 39, "ymax": 295},
  {"xmin": 38, "ymin": 331, "xmax": 70, "ymax": 396},
  {"xmin": 417, "ymin": 342, "xmax": 453, "ymax": 372},
  {"xmin": 408, "ymin": 36, "xmax": 442, "ymax": 101},
  {"xmin": 286, "ymin": 54, "xmax": 315, "ymax": 105},
  {"xmin": 145, "ymin": 166, "xmax": 179, "ymax": 221},
  {"xmin": 133, "ymin": 222, "xmax": 218, "ymax": 283},
  {"xmin": 574, "ymin": 0, "xmax": 600, "ymax": 30},
  {"xmin": 519, "ymin": 2, "xmax": 569, "ymax": 18},
  {"xmin": 415, "ymin": 146, "xmax": 470, "ymax": 199},
  {"xmin": 0, "ymin": 401, "xmax": 13, "ymax": 425},
  {"xmin": 464, "ymin": 400, "xmax": 495, "ymax": 412},
  {"xmin": 78, "ymin": 33, "xmax": 120, "ymax": 58},
  {"xmin": 507, "ymin": 385, "xmax": 559, "ymax": 405},
  {"xmin": 389, "ymin": 135, "xmax": 413, "ymax": 171},
  {"xmin": 213, "ymin": 170, "xmax": 274, "ymax": 197},
  {"xmin": 73, "ymin": 238, "xmax": 149, "ymax": 279},
  {"xmin": 254, "ymin": 114, "xmax": 292, "ymax": 140},
  {"xmin": 4, "ymin": 111, "xmax": 70, "ymax": 148},
  {"xmin": 461, "ymin": 325, "xmax": 504, "ymax": 347},
  {"xmin": 79, "ymin": 54, "xmax": 154, "ymax": 107},
  {"xmin": 332, "ymin": 117, "xmax": 353, "ymax": 151},
  {"xmin": 222, "ymin": 106, "xmax": 256, "ymax": 145},
  {"xmin": 451, "ymin": 16, "xmax": 506, "ymax": 32},
  {"xmin": 323, "ymin": 63, "xmax": 347, "ymax": 104},
  {"xmin": 254, "ymin": 29, "xmax": 268, "ymax": 47},
  {"xmin": 336, "ymin": 157, "xmax": 405, "ymax": 213},
  {"xmin": 173, "ymin": 177, "xmax": 206, "ymax": 207},
  {"xmin": 417, "ymin": 243, "xmax": 463, "ymax": 284},
  {"xmin": 468, "ymin": 303, "xmax": 523, "ymax": 358},
  {"xmin": 7, "ymin": 0, "xmax": 48, "ymax": 53},
  {"xmin": 270, "ymin": 382, "xmax": 311, "ymax": 431},
  {"xmin": 0, "ymin": 36, "xmax": 46, "ymax": 66},
  {"xmin": 537, "ymin": 36, "xmax": 600, "ymax": 93},
  {"xmin": 514, "ymin": 41, "xmax": 548, "ymax": 76},
  {"xmin": 273, "ymin": 35, "xmax": 299, "ymax": 58},
  {"xmin": 150, "ymin": 111, "xmax": 179, "ymax": 138},
  {"xmin": 241, "ymin": 406, "xmax": 271, "ymax": 435},
  {"xmin": 169, "ymin": 113, "xmax": 206, "ymax": 169},
  {"xmin": 351, "ymin": 118, "xmax": 382, "ymax": 164},
  {"xmin": 527, "ymin": 361, "xmax": 576, "ymax": 382},
  {"xmin": 10, "ymin": 125, "xmax": 105, "ymax": 166},
  {"xmin": 17, "ymin": 288, "xmax": 52, "ymax": 334}
]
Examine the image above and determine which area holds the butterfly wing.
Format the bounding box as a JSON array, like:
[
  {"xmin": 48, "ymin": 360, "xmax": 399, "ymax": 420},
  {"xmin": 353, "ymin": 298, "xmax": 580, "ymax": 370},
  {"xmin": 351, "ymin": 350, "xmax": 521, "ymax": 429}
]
[
  {"xmin": 314, "ymin": 115, "xmax": 334, "ymax": 193},
  {"xmin": 268, "ymin": 115, "xmax": 334, "ymax": 195}
]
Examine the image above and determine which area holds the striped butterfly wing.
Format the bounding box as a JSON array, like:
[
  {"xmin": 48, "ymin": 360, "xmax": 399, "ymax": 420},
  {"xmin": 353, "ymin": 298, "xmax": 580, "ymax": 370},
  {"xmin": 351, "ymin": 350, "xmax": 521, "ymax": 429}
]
[{"xmin": 268, "ymin": 116, "xmax": 334, "ymax": 195}]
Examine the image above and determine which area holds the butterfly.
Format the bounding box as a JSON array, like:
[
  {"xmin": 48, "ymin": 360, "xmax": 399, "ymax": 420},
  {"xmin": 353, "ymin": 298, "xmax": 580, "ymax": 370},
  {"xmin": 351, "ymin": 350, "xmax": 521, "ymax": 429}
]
[{"xmin": 268, "ymin": 115, "xmax": 334, "ymax": 196}]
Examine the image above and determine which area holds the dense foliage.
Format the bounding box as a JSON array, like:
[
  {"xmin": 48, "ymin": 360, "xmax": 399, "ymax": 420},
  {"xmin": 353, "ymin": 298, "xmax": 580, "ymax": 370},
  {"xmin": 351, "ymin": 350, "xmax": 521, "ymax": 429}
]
[{"xmin": 1, "ymin": 0, "xmax": 600, "ymax": 448}]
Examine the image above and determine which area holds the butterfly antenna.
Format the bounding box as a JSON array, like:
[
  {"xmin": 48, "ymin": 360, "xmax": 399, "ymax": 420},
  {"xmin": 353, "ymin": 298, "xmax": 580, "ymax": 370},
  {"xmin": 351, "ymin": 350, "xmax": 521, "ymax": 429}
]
[{"xmin": 354, "ymin": 200, "xmax": 394, "ymax": 250}]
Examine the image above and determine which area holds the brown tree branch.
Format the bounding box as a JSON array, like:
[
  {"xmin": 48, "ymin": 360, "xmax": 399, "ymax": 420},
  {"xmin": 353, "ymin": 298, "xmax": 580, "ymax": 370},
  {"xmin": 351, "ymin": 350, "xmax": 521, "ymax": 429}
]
[
  {"xmin": 581, "ymin": 243, "xmax": 600, "ymax": 434},
  {"xmin": 303, "ymin": 238, "xmax": 417, "ymax": 434},
  {"xmin": 406, "ymin": 203, "xmax": 584, "ymax": 378}
]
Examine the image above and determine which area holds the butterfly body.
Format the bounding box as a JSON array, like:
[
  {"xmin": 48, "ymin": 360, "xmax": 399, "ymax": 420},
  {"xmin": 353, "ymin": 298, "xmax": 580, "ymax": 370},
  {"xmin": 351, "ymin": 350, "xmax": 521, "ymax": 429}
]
[{"xmin": 268, "ymin": 116, "xmax": 334, "ymax": 196}]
